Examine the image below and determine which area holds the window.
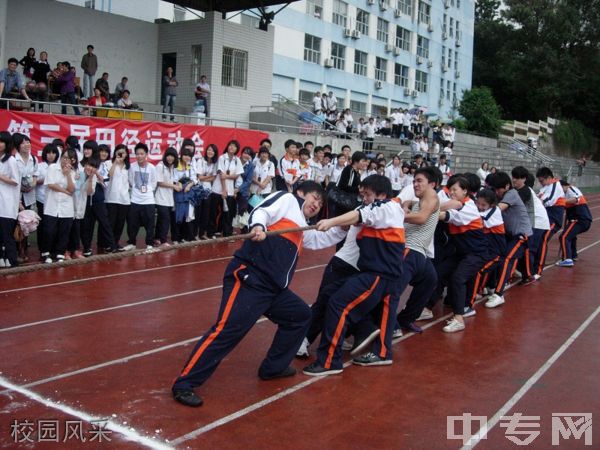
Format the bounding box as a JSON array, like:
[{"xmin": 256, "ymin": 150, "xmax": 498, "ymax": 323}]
[
  {"xmin": 457, "ymin": 0, "xmax": 461, "ymax": 8},
  {"xmin": 350, "ymin": 100, "xmax": 367, "ymax": 116},
  {"xmin": 415, "ymin": 70, "xmax": 428, "ymax": 93},
  {"xmin": 441, "ymin": 45, "xmax": 446, "ymax": 67},
  {"xmin": 332, "ymin": 0, "xmax": 348, "ymax": 27},
  {"xmin": 304, "ymin": 34, "xmax": 321, "ymax": 64},
  {"xmin": 394, "ymin": 63, "xmax": 409, "ymax": 87},
  {"xmin": 456, "ymin": 21, "xmax": 460, "ymax": 40},
  {"xmin": 417, "ymin": 36, "xmax": 429, "ymax": 59},
  {"xmin": 453, "ymin": 82, "xmax": 457, "ymax": 102},
  {"xmin": 173, "ymin": 5, "xmax": 186, "ymax": 21},
  {"xmin": 443, "ymin": 13, "xmax": 447, "ymax": 34},
  {"xmin": 191, "ymin": 45, "xmax": 202, "ymax": 85},
  {"xmin": 356, "ymin": 9, "xmax": 369, "ymax": 35},
  {"xmin": 447, "ymin": 80, "xmax": 451, "ymax": 99},
  {"xmin": 395, "ymin": 26, "xmax": 411, "ymax": 52},
  {"xmin": 306, "ymin": 0, "xmax": 323, "ymax": 19},
  {"xmin": 440, "ymin": 78, "xmax": 445, "ymax": 101},
  {"xmin": 84, "ymin": 0, "xmax": 95, "ymax": 8},
  {"xmin": 418, "ymin": 1, "xmax": 431, "ymax": 24},
  {"xmin": 331, "ymin": 43, "xmax": 346, "ymax": 70},
  {"xmin": 375, "ymin": 57, "xmax": 387, "ymax": 82},
  {"xmin": 371, "ymin": 104, "xmax": 388, "ymax": 117},
  {"xmin": 222, "ymin": 47, "xmax": 248, "ymax": 89},
  {"xmin": 377, "ymin": 18, "xmax": 389, "ymax": 43},
  {"xmin": 449, "ymin": 18, "xmax": 454, "ymax": 38},
  {"xmin": 299, "ymin": 90, "xmax": 315, "ymax": 108},
  {"xmin": 454, "ymin": 51, "xmax": 458, "ymax": 70},
  {"xmin": 354, "ymin": 50, "xmax": 368, "ymax": 76},
  {"xmin": 397, "ymin": 0, "xmax": 412, "ymax": 16},
  {"xmin": 448, "ymin": 48, "xmax": 452, "ymax": 68},
  {"xmin": 241, "ymin": 14, "xmax": 259, "ymax": 28}
]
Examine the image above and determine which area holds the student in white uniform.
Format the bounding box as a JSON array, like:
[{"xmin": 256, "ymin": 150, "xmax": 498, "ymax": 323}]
[
  {"xmin": 106, "ymin": 144, "xmax": 131, "ymax": 249},
  {"xmin": 35, "ymin": 144, "xmax": 60, "ymax": 259},
  {"xmin": 251, "ymin": 146, "xmax": 276, "ymax": 201},
  {"xmin": 155, "ymin": 147, "xmax": 180, "ymax": 246},
  {"xmin": 0, "ymin": 132, "xmax": 21, "ymax": 267},
  {"xmin": 196, "ymin": 144, "xmax": 217, "ymax": 240}
]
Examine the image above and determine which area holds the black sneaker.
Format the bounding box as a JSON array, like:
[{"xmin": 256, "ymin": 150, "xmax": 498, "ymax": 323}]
[
  {"xmin": 352, "ymin": 352, "xmax": 392, "ymax": 367},
  {"xmin": 172, "ymin": 389, "xmax": 203, "ymax": 407},
  {"xmin": 83, "ymin": 250, "xmax": 93, "ymax": 257},
  {"xmin": 302, "ymin": 362, "xmax": 343, "ymax": 377},
  {"xmin": 258, "ymin": 366, "xmax": 296, "ymax": 380}
]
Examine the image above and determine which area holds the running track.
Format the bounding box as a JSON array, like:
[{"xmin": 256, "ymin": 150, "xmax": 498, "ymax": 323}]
[{"xmin": 1, "ymin": 196, "xmax": 599, "ymax": 449}]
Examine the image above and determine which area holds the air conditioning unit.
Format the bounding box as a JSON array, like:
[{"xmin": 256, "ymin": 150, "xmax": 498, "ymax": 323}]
[
  {"xmin": 442, "ymin": 64, "xmax": 449, "ymax": 72},
  {"xmin": 438, "ymin": 99, "xmax": 444, "ymax": 106},
  {"xmin": 455, "ymin": 39, "xmax": 461, "ymax": 47},
  {"xmin": 379, "ymin": 0, "xmax": 388, "ymax": 11},
  {"xmin": 367, "ymin": 0, "xmax": 375, "ymax": 5},
  {"xmin": 427, "ymin": 60, "xmax": 433, "ymax": 68},
  {"xmin": 394, "ymin": 47, "xmax": 401, "ymax": 56},
  {"xmin": 385, "ymin": 43, "xmax": 394, "ymax": 52},
  {"xmin": 375, "ymin": 80, "xmax": 383, "ymax": 89},
  {"xmin": 394, "ymin": 8, "xmax": 401, "ymax": 18},
  {"xmin": 404, "ymin": 87, "xmax": 411, "ymax": 96},
  {"xmin": 455, "ymin": 70, "xmax": 461, "ymax": 78},
  {"xmin": 412, "ymin": 90, "xmax": 418, "ymax": 97},
  {"xmin": 344, "ymin": 28, "xmax": 353, "ymax": 38},
  {"xmin": 417, "ymin": 56, "xmax": 424, "ymax": 64},
  {"xmin": 352, "ymin": 29, "xmax": 361, "ymax": 39},
  {"xmin": 442, "ymin": 32, "xmax": 448, "ymax": 40},
  {"xmin": 427, "ymin": 23, "xmax": 434, "ymax": 32},
  {"xmin": 324, "ymin": 58, "xmax": 334, "ymax": 68},
  {"xmin": 444, "ymin": 0, "xmax": 450, "ymax": 8}
]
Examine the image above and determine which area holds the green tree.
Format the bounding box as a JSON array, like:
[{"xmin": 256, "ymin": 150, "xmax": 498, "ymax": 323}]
[{"xmin": 458, "ymin": 87, "xmax": 502, "ymax": 137}]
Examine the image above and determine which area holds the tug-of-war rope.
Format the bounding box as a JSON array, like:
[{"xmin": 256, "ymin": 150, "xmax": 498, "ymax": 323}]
[{"xmin": 1, "ymin": 225, "xmax": 317, "ymax": 276}]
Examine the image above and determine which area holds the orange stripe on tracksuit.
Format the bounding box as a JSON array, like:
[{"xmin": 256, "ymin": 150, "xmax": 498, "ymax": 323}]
[
  {"xmin": 469, "ymin": 256, "xmax": 499, "ymax": 307},
  {"xmin": 560, "ymin": 220, "xmax": 578, "ymax": 259},
  {"xmin": 180, "ymin": 264, "xmax": 246, "ymax": 377},
  {"xmin": 537, "ymin": 223, "xmax": 555, "ymax": 275},
  {"xmin": 324, "ymin": 276, "xmax": 380, "ymax": 369},
  {"xmin": 378, "ymin": 295, "xmax": 391, "ymax": 358},
  {"xmin": 495, "ymin": 236, "xmax": 527, "ymax": 294}
]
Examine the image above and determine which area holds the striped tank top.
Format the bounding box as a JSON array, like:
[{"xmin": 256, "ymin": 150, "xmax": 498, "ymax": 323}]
[{"xmin": 404, "ymin": 200, "xmax": 439, "ymax": 257}]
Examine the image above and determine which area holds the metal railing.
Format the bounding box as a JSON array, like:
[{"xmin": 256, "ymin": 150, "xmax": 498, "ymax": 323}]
[{"xmin": 500, "ymin": 136, "xmax": 554, "ymax": 165}]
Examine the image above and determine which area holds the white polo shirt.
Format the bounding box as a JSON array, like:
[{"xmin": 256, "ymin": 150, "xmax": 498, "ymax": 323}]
[
  {"xmin": 44, "ymin": 164, "xmax": 75, "ymax": 218},
  {"xmin": 0, "ymin": 156, "xmax": 21, "ymax": 220},
  {"xmin": 212, "ymin": 153, "xmax": 243, "ymax": 196}
]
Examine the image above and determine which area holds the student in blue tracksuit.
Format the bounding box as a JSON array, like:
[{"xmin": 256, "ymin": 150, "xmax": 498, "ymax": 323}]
[
  {"xmin": 171, "ymin": 181, "xmax": 346, "ymax": 407},
  {"xmin": 302, "ymin": 175, "xmax": 406, "ymax": 375},
  {"xmin": 556, "ymin": 180, "xmax": 593, "ymax": 267}
]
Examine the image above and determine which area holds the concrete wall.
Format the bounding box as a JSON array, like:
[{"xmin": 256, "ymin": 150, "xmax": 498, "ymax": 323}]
[
  {"xmin": 0, "ymin": 0, "xmax": 7, "ymax": 68},
  {"xmin": 158, "ymin": 12, "xmax": 274, "ymax": 123},
  {"xmin": 4, "ymin": 0, "xmax": 159, "ymax": 103}
]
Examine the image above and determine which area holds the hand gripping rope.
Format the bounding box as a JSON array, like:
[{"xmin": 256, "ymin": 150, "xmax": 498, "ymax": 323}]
[{"xmin": 0, "ymin": 225, "xmax": 318, "ymax": 276}]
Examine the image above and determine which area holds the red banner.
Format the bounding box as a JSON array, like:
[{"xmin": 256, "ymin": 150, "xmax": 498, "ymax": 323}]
[{"xmin": 0, "ymin": 111, "xmax": 269, "ymax": 162}]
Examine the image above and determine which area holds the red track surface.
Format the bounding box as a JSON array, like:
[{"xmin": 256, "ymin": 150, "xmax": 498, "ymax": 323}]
[{"xmin": 1, "ymin": 196, "xmax": 599, "ymax": 449}]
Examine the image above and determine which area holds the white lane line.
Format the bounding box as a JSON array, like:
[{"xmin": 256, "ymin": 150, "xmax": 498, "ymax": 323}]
[
  {"xmin": 0, "ymin": 255, "xmax": 233, "ymax": 295},
  {"xmin": 0, "ymin": 375, "xmax": 174, "ymax": 450},
  {"xmin": 460, "ymin": 304, "xmax": 600, "ymax": 449},
  {"xmin": 0, "ymin": 264, "xmax": 326, "ymax": 334},
  {"xmin": 170, "ymin": 236, "xmax": 600, "ymax": 445}
]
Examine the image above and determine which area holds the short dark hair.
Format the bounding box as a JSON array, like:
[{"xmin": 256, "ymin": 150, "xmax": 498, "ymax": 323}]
[
  {"xmin": 477, "ymin": 188, "xmax": 498, "ymax": 206},
  {"xmin": 559, "ymin": 179, "xmax": 571, "ymax": 187},
  {"xmin": 525, "ymin": 172, "xmax": 535, "ymax": 188},
  {"xmin": 87, "ymin": 45, "xmax": 94, "ymax": 50},
  {"xmin": 299, "ymin": 148, "xmax": 310, "ymax": 158},
  {"xmin": 84, "ymin": 157, "xmax": 100, "ymax": 169},
  {"xmin": 225, "ymin": 140, "xmax": 240, "ymax": 154},
  {"xmin": 122, "ymin": 77, "xmax": 128, "ymax": 81},
  {"xmin": 0, "ymin": 132, "xmax": 13, "ymax": 163},
  {"xmin": 163, "ymin": 147, "xmax": 179, "ymax": 167},
  {"xmin": 415, "ymin": 166, "xmax": 438, "ymax": 185},
  {"xmin": 314, "ymin": 146, "xmax": 324, "ymax": 154},
  {"xmin": 241, "ymin": 146, "xmax": 254, "ymax": 158},
  {"xmin": 359, "ymin": 174, "xmax": 392, "ymax": 198},
  {"xmin": 82, "ymin": 139, "xmax": 99, "ymax": 154},
  {"xmin": 304, "ymin": 141, "xmax": 314, "ymax": 148},
  {"xmin": 295, "ymin": 180, "xmax": 324, "ymax": 199},
  {"xmin": 122, "ymin": 89, "xmax": 130, "ymax": 95},
  {"xmin": 65, "ymin": 135, "xmax": 80, "ymax": 150},
  {"xmin": 135, "ymin": 143, "xmax": 149, "ymax": 154},
  {"xmin": 284, "ymin": 139, "xmax": 296, "ymax": 149},
  {"xmin": 341, "ymin": 145, "xmax": 351, "ymax": 152},
  {"xmin": 204, "ymin": 144, "xmax": 218, "ymax": 164},
  {"xmin": 535, "ymin": 167, "xmax": 554, "ymax": 179},
  {"xmin": 41, "ymin": 144, "xmax": 60, "ymax": 164},
  {"xmin": 180, "ymin": 145, "xmax": 194, "ymax": 159},
  {"xmin": 464, "ymin": 172, "xmax": 481, "ymax": 194},
  {"xmin": 447, "ymin": 176, "xmax": 470, "ymax": 192},
  {"xmin": 258, "ymin": 146, "xmax": 270, "ymax": 155},
  {"xmin": 260, "ymin": 138, "xmax": 272, "ymax": 147},
  {"xmin": 511, "ymin": 166, "xmax": 529, "ymax": 180},
  {"xmin": 351, "ymin": 151, "xmax": 367, "ymax": 165},
  {"xmin": 323, "ymin": 152, "xmax": 333, "ymax": 160},
  {"xmin": 487, "ymin": 171, "xmax": 512, "ymax": 190},
  {"xmin": 181, "ymin": 138, "xmax": 195, "ymax": 150},
  {"xmin": 8, "ymin": 57, "xmax": 18, "ymax": 65}
]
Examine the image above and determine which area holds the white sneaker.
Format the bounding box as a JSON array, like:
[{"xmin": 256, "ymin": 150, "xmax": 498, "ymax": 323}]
[
  {"xmin": 443, "ymin": 317, "xmax": 465, "ymax": 333},
  {"xmin": 145, "ymin": 245, "xmax": 158, "ymax": 254},
  {"xmin": 0, "ymin": 259, "xmax": 5, "ymax": 268},
  {"xmin": 44, "ymin": 257, "xmax": 53, "ymax": 264},
  {"xmin": 121, "ymin": 244, "xmax": 136, "ymax": 251},
  {"xmin": 485, "ymin": 293, "xmax": 505, "ymax": 308},
  {"xmin": 417, "ymin": 308, "xmax": 433, "ymax": 321},
  {"xmin": 392, "ymin": 328, "xmax": 403, "ymax": 338},
  {"xmin": 296, "ymin": 338, "xmax": 310, "ymax": 358},
  {"xmin": 56, "ymin": 255, "xmax": 65, "ymax": 262},
  {"xmin": 4, "ymin": 259, "xmax": 11, "ymax": 267},
  {"xmin": 533, "ymin": 274, "xmax": 541, "ymax": 281},
  {"xmin": 513, "ymin": 270, "xmax": 522, "ymax": 279}
]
